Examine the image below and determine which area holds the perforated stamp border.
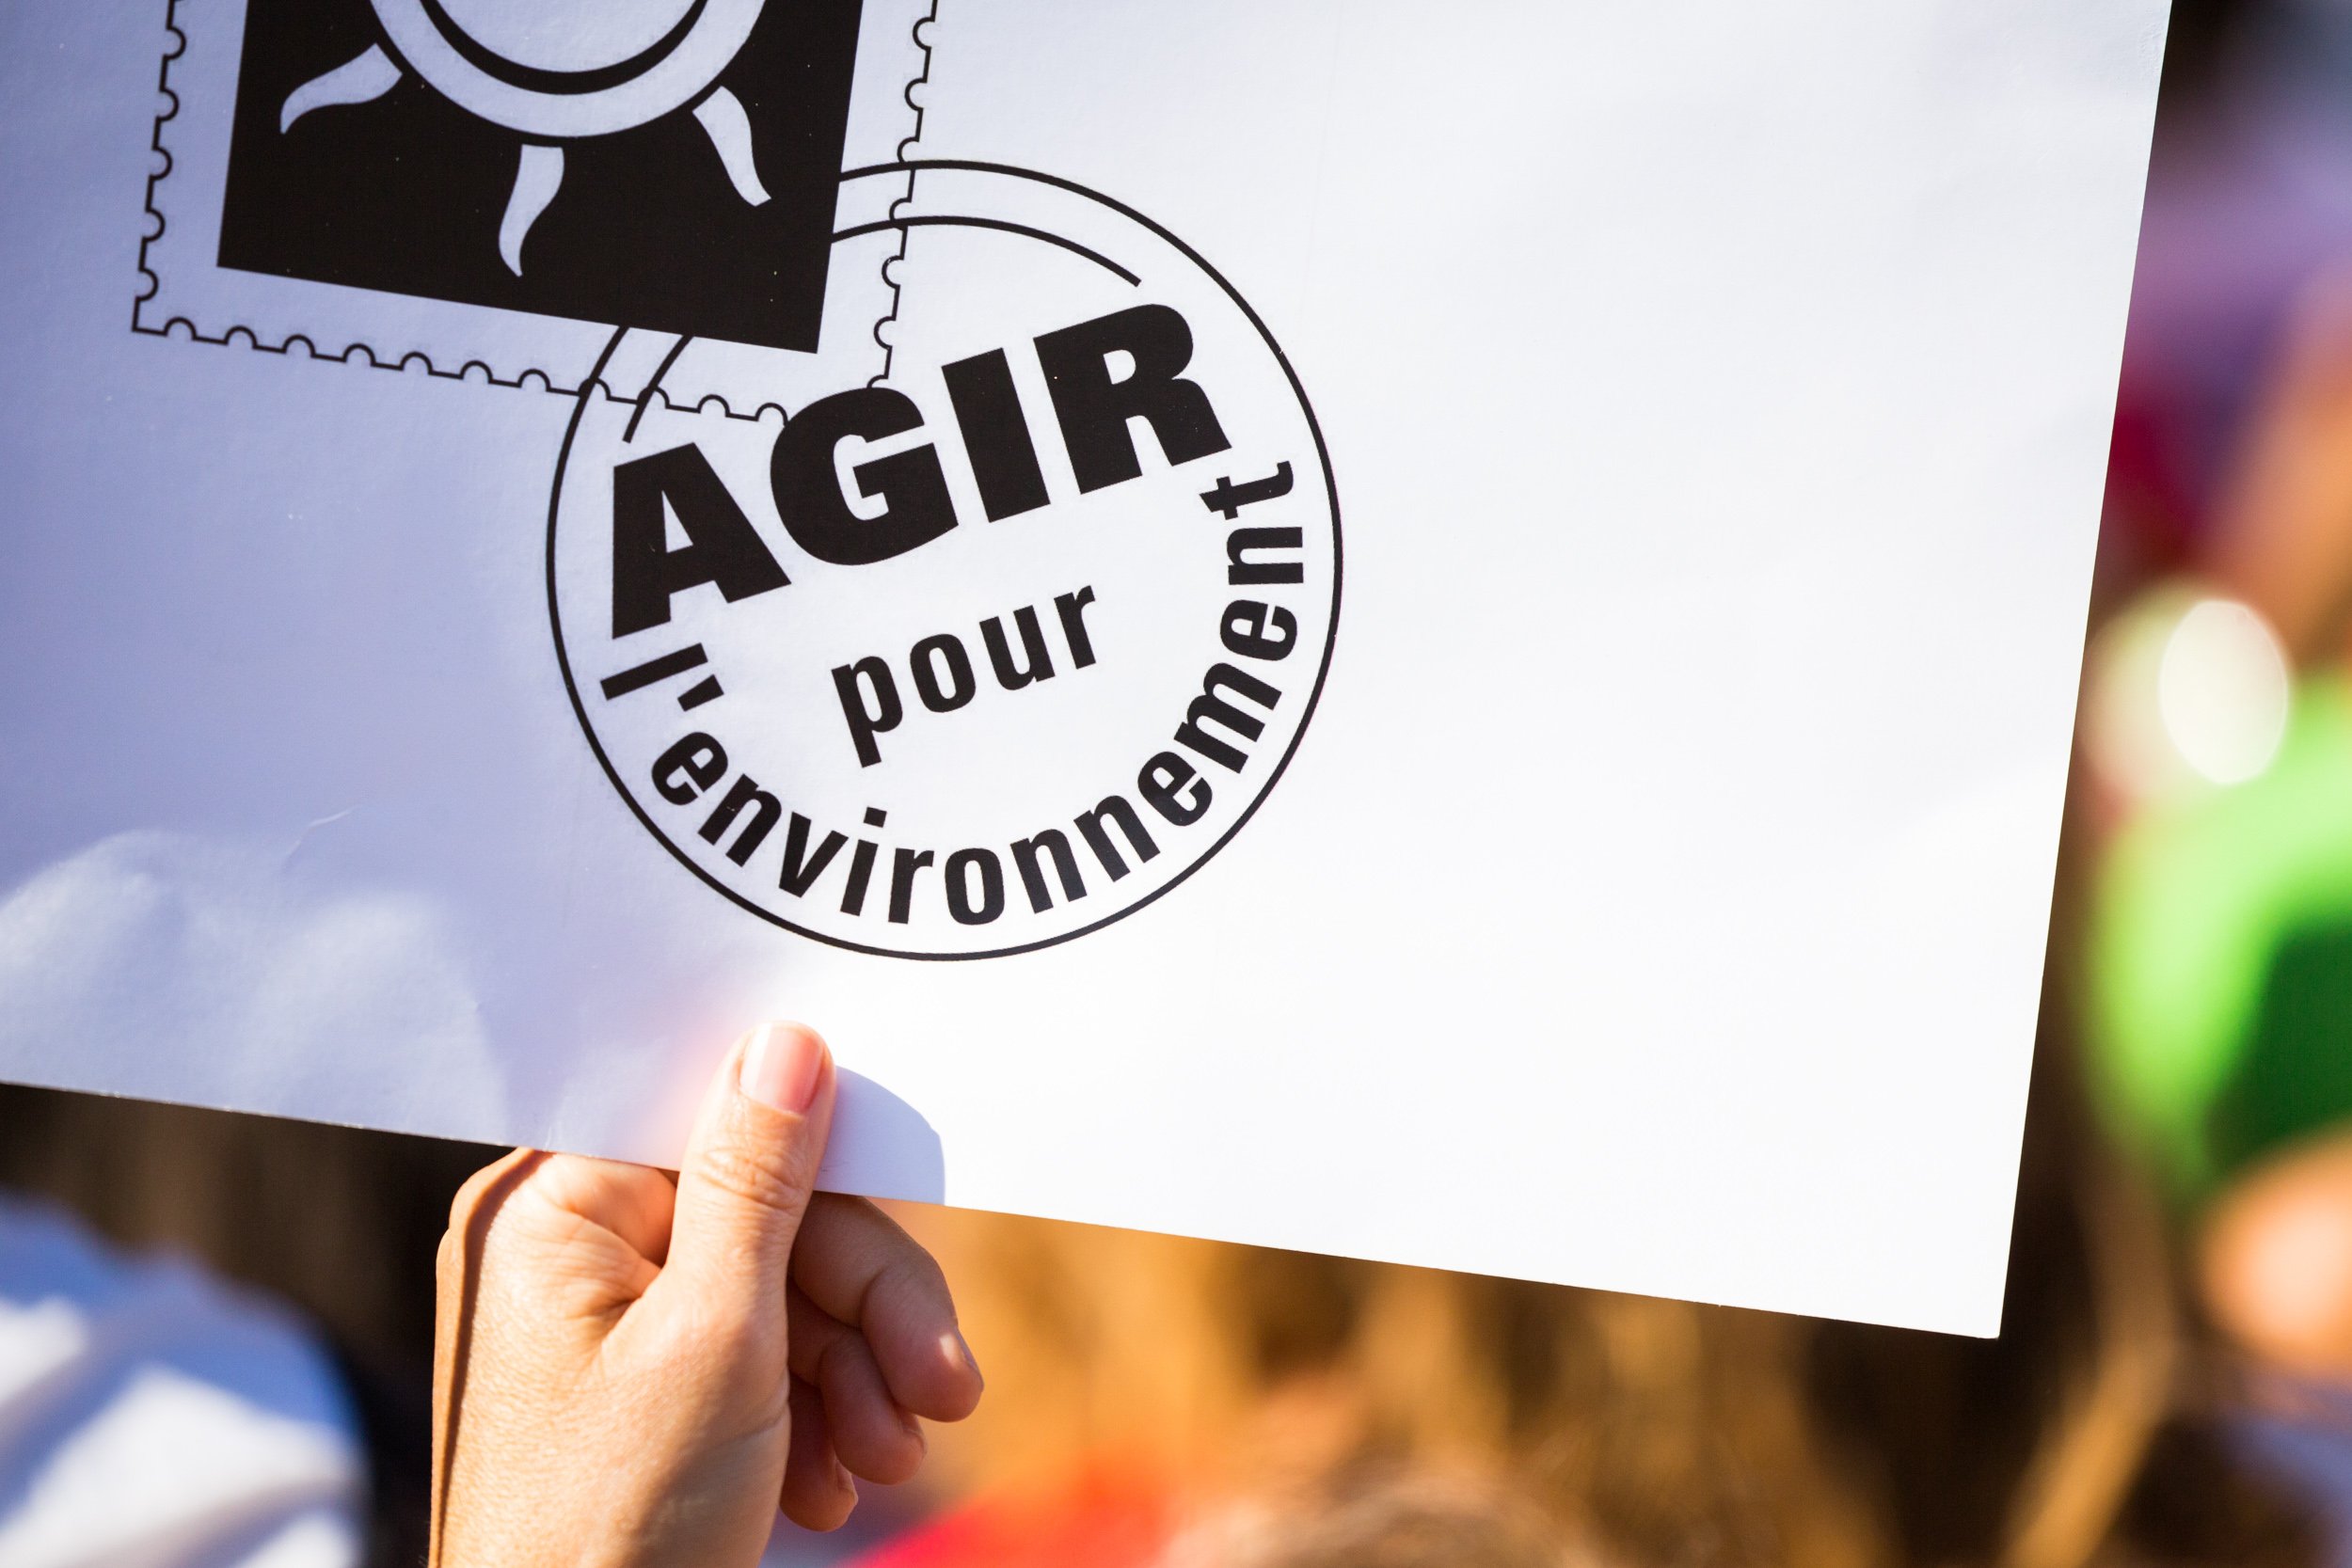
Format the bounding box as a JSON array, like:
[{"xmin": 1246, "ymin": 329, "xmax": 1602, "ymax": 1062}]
[{"xmin": 132, "ymin": 0, "xmax": 934, "ymax": 411}]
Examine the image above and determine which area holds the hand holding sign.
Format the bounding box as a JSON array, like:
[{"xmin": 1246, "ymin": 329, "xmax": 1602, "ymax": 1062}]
[{"xmin": 432, "ymin": 1023, "xmax": 982, "ymax": 1557}]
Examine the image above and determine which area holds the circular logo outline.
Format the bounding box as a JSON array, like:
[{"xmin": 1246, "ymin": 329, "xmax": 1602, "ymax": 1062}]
[{"xmin": 547, "ymin": 161, "xmax": 1343, "ymax": 961}]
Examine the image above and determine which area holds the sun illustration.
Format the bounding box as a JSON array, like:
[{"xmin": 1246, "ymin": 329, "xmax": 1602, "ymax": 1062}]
[{"xmin": 280, "ymin": 0, "xmax": 775, "ymax": 276}]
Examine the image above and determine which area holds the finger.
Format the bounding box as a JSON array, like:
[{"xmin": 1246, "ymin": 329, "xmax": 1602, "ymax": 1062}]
[
  {"xmin": 793, "ymin": 1195, "xmax": 983, "ymax": 1421},
  {"xmin": 779, "ymin": 1375, "xmax": 859, "ymax": 1532},
  {"xmin": 438, "ymin": 1149, "xmax": 543, "ymax": 1303},
  {"xmin": 454, "ymin": 1154, "xmax": 674, "ymax": 1328},
  {"xmin": 787, "ymin": 1285, "xmax": 925, "ymax": 1485},
  {"xmin": 658, "ymin": 1023, "xmax": 836, "ymax": 1338},
  {"xmin": 432, "ymin": 1148, "xmax": 544, "ymax": 1560},
  {"xmin": 436, "ymin": 1149, "xmax": 548, "ymax": 1352},
  {"xmin": 521, "ymin": 1154, "xmax": 678, "ymax": 1266}
]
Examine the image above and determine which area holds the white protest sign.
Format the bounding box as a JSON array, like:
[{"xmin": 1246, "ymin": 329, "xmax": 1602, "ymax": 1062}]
[{"xmin": 0, "ymin": 0, "xmax": 2167, "ymax": 1333}]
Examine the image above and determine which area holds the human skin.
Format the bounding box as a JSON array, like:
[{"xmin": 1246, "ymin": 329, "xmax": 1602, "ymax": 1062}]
[{"xmin": 429, "ymin": 1023, "xmax": 984, "ymax": 1566}]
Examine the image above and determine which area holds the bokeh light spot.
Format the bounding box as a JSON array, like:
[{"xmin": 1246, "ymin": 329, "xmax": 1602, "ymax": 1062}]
[{"xmin": 2157, "ymin": 598, "xmax": 2290, "ymax": 785}]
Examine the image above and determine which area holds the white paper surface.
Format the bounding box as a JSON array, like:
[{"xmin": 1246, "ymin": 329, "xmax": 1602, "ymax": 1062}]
[{"xmin": 0, "ymin": 0, "xmax": 2169, "ymax": 1334}]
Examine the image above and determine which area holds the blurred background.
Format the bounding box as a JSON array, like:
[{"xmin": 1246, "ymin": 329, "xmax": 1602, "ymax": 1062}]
[{"xmin": 13, "ymin": 1, "xmax": 2352, "ymax": 1563}]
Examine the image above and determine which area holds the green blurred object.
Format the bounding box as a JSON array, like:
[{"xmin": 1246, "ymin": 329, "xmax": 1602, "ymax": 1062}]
[{"xmin": 2089, "ymin": 678, "xmax": 2352, "ymax": 1200}]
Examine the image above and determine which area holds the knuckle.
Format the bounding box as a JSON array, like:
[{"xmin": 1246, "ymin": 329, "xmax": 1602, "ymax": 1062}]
[
  {"xmin": 696, "ymin": 1131, "xmax": 813, "ymax": 1224},
  {"xmin": 880, "ymin": 1245, "xmax": 953, "ymax": 1312},
  {"xmin": 445, "ymin": 1149, "xmax": 527, "ymax": 1232},
  {"xmin": 445, "ymin": 1173, "xmax": 491, "ymax": 1235},
  {"xmin": 866, "ymin": 1254, "xmax": 955, "ymax": 1349},
  {"xmin": 808, "ymin": 1322, "xmax": 858, "ymax": 1395},
  {"xmin": 437, "ymin": 1152, "xmax": 546, "ymax": 1295}
]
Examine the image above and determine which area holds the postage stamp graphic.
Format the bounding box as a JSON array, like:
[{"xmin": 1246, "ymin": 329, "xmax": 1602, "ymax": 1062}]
[{"xmin": 136, "ymin": 0, "xmax": 928, "ymax": 404}]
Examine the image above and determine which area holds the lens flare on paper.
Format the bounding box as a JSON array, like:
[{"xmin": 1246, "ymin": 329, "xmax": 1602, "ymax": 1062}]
[{"xmin": 278, "ymin": 0, "xmax": 776, "ymax": 276}]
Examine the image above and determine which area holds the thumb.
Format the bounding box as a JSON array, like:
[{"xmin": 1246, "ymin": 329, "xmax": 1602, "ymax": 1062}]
[{"xmin": 660, "ymin": 1022, "xmax": 836, "ymax": 1329}]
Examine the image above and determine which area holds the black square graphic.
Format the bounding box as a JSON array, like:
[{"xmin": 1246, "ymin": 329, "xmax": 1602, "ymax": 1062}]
[{"xmin": 218, "ymin": 0, "xmax": 866, "ymax": 354}]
